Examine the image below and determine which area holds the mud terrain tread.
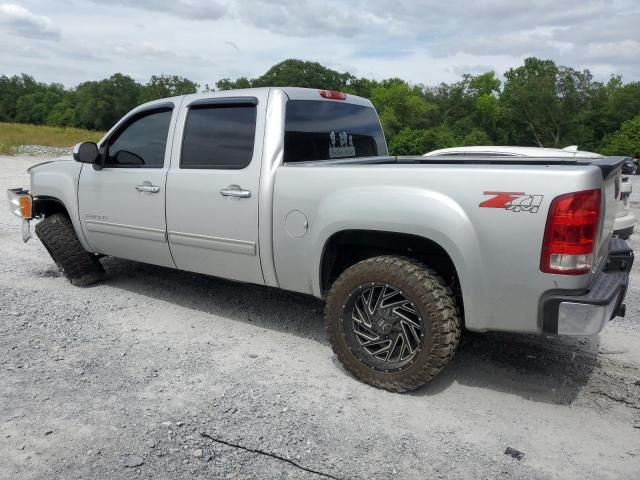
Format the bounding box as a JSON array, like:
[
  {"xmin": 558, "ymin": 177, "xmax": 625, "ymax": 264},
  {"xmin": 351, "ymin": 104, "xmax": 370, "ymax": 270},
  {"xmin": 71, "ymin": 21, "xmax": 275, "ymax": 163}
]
[
  {"xmin": 35, "ymin": 213, "xmax": 104, "ymax": 287},
  {"xmin": 325, "ymin": 255, "xmax": 461, "ymax": 392}
]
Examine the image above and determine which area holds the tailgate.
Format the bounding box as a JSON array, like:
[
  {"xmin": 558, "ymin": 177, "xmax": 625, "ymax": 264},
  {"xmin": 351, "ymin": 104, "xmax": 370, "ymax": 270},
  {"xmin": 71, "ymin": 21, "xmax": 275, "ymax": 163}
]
[{"xmin": 595, "ymin": 159, "xmax": 624, "ymax": 271}]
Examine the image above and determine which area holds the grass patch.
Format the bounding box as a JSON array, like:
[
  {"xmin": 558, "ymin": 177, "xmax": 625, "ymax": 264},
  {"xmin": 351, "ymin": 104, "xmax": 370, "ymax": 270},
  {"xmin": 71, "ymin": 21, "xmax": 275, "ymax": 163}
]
[{"xmin": 0, "ymin": 122, "xmax": 104, "ymax": 155}]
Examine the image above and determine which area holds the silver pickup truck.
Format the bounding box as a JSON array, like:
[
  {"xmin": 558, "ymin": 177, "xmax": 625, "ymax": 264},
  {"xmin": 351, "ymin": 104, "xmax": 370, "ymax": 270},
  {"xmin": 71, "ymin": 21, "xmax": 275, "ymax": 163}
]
[{"xmin": 8, "ymin": 87, "xmax": 634, "ymax": 392}]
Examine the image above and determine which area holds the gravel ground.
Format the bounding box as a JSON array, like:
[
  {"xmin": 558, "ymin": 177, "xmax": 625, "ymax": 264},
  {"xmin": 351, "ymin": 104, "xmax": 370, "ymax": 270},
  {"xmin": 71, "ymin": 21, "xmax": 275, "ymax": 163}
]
[
  {"xmin": 1, "ymin": 155, "xmax": 640, "ymax": 480},
  {"xmin": 11, "ymin": 145, "xmax": 73, "ymax": 157}
]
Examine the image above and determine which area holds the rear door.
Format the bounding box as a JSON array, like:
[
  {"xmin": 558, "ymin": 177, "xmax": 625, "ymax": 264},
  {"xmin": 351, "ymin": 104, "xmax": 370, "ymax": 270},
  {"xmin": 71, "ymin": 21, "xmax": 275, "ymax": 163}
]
[
  {"xmin": 165, "ymin": 93, "xmax": 266, "ymax": 284},
  {"xmin": 78, "ymin": 103, "xmax": 178, "ymax": 267}
]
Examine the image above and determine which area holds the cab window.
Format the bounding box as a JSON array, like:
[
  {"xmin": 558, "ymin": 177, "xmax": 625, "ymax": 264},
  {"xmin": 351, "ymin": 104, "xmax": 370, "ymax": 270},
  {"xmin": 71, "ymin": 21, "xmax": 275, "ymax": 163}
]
[
  {"xmin": 105, "ymin": 108, "xmax": 172, "ymax": 168},
  {"xmin": 181, "ymin": 104, "xmax": 257, "ymax": 169},
  {"xmin": 284, "ymin": 100, "xmax": 387, "ymax": 163}
]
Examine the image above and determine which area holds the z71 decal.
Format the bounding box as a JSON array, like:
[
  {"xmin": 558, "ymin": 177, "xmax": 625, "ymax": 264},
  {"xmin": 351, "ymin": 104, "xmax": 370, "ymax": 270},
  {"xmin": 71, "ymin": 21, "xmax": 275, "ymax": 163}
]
[{"xmin": 479, "ymin": 191, "xmax": 544, "ymax": 213}]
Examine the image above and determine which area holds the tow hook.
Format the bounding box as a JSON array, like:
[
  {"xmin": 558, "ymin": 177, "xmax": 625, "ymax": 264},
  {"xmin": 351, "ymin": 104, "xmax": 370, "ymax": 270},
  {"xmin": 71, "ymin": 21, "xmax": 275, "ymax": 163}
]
[{"xmin": 22, "ymin": 218, "xmax": 31, "ymax": 243}]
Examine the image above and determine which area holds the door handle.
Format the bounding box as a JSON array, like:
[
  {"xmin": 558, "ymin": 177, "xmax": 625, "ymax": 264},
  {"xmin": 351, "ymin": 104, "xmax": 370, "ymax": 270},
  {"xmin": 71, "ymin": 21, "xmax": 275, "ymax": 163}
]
[
  {"xmin": 220, "ymin": 185, "xmax": 251, "ymax": 198},
  {"xmin": 136, "ymin": 183, "xmax": 160, "ymax": 193}
]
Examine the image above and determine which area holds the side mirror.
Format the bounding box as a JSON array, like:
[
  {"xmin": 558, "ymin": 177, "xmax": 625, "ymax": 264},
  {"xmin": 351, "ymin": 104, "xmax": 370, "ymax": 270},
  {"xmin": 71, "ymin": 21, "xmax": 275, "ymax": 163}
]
[{"xmin": 73, "ymin": 142, "xmax": 99, "ymax": 164}]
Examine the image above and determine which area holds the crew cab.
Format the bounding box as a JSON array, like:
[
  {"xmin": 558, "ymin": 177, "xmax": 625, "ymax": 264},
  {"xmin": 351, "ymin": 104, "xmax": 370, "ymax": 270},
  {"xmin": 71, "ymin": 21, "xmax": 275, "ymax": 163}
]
[{"xmin": 7, "ymin": 87, "xmax": 633, "ymax": 392}]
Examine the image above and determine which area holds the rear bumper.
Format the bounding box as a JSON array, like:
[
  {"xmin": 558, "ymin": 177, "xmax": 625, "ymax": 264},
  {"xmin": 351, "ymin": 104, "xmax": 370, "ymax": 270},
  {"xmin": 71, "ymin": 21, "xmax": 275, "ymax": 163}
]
[{"xmin": 541, "ymin": 238, "xmax": 633, "ymax": 335}]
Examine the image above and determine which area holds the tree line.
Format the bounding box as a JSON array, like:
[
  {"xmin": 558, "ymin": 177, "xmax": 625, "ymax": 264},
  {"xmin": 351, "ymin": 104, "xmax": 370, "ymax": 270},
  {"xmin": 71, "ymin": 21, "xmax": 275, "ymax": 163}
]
[{"xmin": 1, "ymin": 58, "xmax": 639, "ymax": 156}]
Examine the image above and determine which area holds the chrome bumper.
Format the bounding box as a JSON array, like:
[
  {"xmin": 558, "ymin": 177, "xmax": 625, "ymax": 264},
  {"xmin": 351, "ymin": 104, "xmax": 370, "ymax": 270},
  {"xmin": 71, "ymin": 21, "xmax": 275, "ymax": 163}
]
[
  {"xmin": 557, "ymin": 294, "xmax": 623, "ymax": 335},
  {"xmin": 542, "ymin": 238, "xmax": 633, "ymax": 336}
]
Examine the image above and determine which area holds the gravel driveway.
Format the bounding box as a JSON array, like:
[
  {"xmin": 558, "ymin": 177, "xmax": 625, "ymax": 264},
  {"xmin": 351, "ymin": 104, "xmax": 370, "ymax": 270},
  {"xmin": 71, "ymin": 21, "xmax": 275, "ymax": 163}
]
[{"xmin": 2, "ymin": 155, "xmax": 639, "ymax": 479}]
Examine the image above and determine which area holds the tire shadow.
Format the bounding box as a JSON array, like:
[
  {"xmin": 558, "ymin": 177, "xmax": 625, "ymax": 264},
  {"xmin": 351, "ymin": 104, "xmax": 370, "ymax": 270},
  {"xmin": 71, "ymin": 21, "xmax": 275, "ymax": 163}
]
[{"xmin": 417, "ymin": 331, "xmax": 601, "ymax": 405}]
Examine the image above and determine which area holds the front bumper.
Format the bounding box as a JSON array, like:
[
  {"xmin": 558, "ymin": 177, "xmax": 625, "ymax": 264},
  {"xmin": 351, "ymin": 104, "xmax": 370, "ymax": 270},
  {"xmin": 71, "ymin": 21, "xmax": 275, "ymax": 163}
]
[{"xmin": 541, "ymin": 237, "xmax": 633, "ymax": 335}]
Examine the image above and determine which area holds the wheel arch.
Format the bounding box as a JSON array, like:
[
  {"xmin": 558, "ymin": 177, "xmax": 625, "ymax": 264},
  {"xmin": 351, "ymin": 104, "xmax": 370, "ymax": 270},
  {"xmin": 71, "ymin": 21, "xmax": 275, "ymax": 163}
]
[
  {"xmin": 319, "ymin": 229, "xmax": 465, "ymax": 322},
  {"xmin": 30, "ymin": 194, "xmax": 92, "ymax": 252},
  {"xmin": 33, "ymin": 195, "xmax": 69, "ymax": 218}
]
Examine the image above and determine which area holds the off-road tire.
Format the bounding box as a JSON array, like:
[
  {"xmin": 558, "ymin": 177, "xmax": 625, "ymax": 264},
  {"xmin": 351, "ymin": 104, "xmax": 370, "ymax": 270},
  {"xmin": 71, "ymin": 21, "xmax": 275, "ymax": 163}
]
[
  {"xmin": 35, "ymin": 213, "xmax": 104, "ymax": 287},
  {"xmin": 325, "ymin": 256, "xmax": 461, "ymax": 392}
]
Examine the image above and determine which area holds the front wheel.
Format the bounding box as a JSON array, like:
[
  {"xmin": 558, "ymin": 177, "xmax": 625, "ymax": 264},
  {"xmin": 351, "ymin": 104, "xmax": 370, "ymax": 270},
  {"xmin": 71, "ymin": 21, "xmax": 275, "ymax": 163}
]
[
  {"xmin": 35, "ymin": 213, "xmax": 104, "ymax": 287},
  {"xmin": 324, "ymin": 256, "xmax": 461, "ymax": 392}
]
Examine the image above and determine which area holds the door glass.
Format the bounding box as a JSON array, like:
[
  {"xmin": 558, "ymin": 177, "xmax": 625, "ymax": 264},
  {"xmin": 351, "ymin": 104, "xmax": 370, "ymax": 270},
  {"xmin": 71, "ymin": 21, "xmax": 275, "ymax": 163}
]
[
  {"xmin": 181, "ymin": 105, "xmax": 257, "ymax": 169},
  {"xmin": 106, "ymin": 109, "xmax": 172, "ymax": 168}
]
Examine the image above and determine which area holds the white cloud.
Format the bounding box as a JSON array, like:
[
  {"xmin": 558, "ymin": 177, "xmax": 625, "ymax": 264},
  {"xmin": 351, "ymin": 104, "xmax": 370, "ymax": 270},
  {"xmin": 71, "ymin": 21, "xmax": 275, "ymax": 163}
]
[
  {"xmin": 0, "ymin": 3, "xmax": 59, "ymax": 40},
  {"xmin": 1, "ymin": 0, "xmax": 639, "ymax": 86},
  {"xmin": 96, "ymin": 0, "xmax": 227, "ymax": 20}
]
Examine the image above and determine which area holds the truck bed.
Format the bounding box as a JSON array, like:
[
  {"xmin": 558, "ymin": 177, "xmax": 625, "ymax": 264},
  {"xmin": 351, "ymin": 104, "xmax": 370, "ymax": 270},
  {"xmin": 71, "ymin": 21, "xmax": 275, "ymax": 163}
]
[{"xmin": 273, "ymin": 156, "xmax": 622, "ymax": 334}]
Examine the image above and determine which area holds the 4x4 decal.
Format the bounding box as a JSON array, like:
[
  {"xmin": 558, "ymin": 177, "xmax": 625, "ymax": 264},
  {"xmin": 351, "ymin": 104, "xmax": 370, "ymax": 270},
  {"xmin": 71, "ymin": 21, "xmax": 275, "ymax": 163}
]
[{"xmin": 480, "ymin": 191, "xmax": 544, "ymax": 213}]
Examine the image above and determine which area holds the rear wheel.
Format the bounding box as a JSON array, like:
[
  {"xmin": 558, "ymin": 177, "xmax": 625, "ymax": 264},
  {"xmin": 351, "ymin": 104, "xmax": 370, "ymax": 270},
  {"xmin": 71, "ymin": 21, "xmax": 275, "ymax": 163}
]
[
  {"xmin": 324, "ymin": 256, "xmax": 461, "ymax": 392},
  {"xmin": 35, "ymin": 213, "xmax": 104, "ymax": 287}
]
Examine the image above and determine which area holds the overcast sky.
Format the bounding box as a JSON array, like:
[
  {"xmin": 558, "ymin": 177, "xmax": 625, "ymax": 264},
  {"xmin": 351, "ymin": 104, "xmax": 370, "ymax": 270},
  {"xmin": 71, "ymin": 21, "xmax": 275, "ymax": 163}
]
[{"xmin": 1, "ymin": 0, "xmax": 638, "ymax": 88}]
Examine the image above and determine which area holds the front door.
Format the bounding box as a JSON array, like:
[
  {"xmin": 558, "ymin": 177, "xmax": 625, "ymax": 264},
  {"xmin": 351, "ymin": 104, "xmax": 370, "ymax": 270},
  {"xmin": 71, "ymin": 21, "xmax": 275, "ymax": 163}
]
[
  {"xmin": 165, "ymin": 95, "xmax": 265, "ymax": 284},
  {"xmin": 78, "ymin": 104, "xmax": 178, "ymax": 268}
]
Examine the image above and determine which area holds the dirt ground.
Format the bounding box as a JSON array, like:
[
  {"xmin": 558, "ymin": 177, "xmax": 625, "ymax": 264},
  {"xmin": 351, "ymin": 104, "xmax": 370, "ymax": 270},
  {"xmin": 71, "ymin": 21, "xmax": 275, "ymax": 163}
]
[{"xmin": 1, "ymin": 155, "xmax": 639, "ymax": 480}]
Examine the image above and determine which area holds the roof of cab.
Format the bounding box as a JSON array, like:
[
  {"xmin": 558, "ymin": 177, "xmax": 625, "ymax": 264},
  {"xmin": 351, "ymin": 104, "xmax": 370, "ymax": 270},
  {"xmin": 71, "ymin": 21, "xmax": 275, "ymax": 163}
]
[{"xmin": 136, "ymin": 87, "xmax": 373, "ymax": 111}]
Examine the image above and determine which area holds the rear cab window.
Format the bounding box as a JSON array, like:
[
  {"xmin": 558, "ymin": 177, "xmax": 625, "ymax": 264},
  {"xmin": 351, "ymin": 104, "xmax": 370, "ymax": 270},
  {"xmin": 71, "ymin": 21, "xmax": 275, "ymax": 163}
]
[{"xmin": 284, "ymin": 100, "xmax": 387, "ymax": 163}]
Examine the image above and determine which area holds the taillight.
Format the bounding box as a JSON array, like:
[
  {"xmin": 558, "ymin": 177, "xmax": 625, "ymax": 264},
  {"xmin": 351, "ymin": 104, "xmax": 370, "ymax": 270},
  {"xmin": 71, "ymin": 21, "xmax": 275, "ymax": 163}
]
[
  {"xmin": 540, "ymin": 189, "xmax": 601, "ymax": 275},
  {"xmin": 319, "ymin": 90, "xmax": 346, "ymax": 100}
]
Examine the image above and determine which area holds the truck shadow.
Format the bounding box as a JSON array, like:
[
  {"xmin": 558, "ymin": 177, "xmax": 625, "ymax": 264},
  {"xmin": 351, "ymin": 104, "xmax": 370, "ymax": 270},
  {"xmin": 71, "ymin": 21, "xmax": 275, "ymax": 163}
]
[{"xmin": 102, "ymin": 257, "xmax": 601, "ymax": 406}]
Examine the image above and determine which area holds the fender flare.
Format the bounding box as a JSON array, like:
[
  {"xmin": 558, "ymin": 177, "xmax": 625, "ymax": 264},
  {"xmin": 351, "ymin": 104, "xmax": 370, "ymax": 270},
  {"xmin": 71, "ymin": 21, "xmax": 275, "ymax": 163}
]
[{"xmin": 31, "ymin": 195, "xmax": 93, "ymax": 252}]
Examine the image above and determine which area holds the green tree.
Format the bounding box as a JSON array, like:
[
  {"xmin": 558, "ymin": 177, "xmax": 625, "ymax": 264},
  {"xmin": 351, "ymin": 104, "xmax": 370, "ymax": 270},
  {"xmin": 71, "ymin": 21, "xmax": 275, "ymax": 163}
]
[
  {"xmin": 1, "ymin": 57, "xmax": 639, "ymax": 151},
  {"xmin": 501, "ymin": 58, "xmax": 560, "ymax": 146},
  {"xmin": 389, "ymin": 126, "xmax": 457, "ymax": 155},
  {"xmin": 423, "ymin": 71, "xmax": 502, "ymax": 144},
  {"xmin": 501, "ymin": 58, "xmax": 595, "ymax": 147},
  {"xmin": 344, "ymin": 77, "xmax": 380, "ymax": 99},
  {"xmin": 462, "ymin": 128, "xmax": 492, "ymax": 146},
  {"xmin": 74, "ymin": 73, "xmax": 141, "ymax": 130},
  {"xmin": 370, "ymin": 79, "xmax": 434, "ymax": 138},
  {"xmin": 140, "ymin": 74, "xmax": 198, "ymax": 102},
  {"xmin": 584, "ymin": 78, "xmax": 640, "ymax": 150},
  {"xmin": 47, "ymin": 95, "xmax": 76, "ymax": 126},
  {"xmin": 0, "ymin": 74, "xmax": 41, "ymax": 121},
  {"xmin": 424, "ymin": 80, "xmax": 472, "ymax": 131},
  {"xmin": 216, "ymin": 77, "xmax": 251, "ymax": 90},
  {"xmin": 252, "ymin": 59, "xmax": 353, "ymax": 89},
  {"xmin": 217, "ymin": 59, "xmax": 354, "ymax": 91},
  {"xmin": 15, "ymin": 84, "xmax": 66, "ymax": 125},
  {"xmin": 601, "ymin": 116, "xmax": 640, "ymax": 157},
  {"xmin": 389, "ymin": 128, "xmax": 428, "ymax": 155}
]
